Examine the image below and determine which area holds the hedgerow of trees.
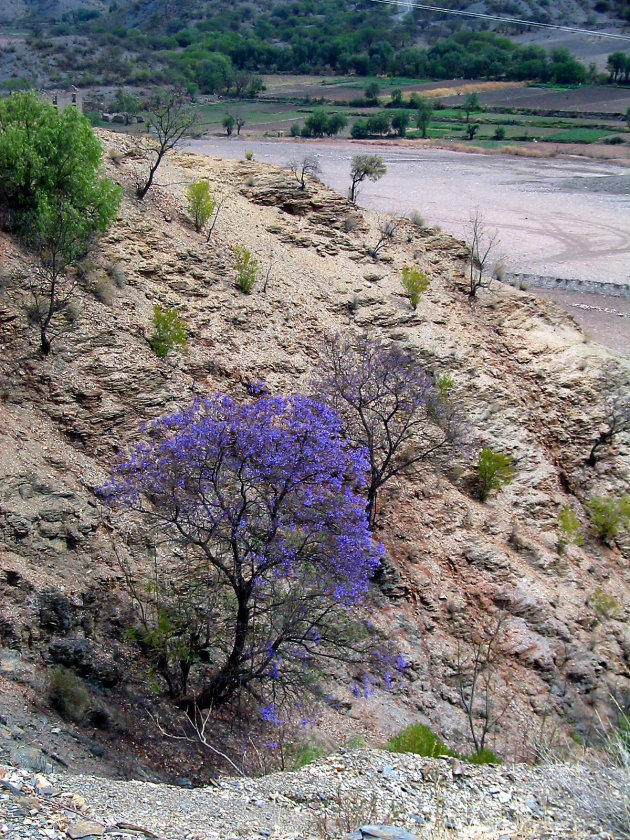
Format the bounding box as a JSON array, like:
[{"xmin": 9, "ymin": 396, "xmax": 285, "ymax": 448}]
[{"xmin": 55, "ymin": 1, "xmax": 593, "ymax": 92}]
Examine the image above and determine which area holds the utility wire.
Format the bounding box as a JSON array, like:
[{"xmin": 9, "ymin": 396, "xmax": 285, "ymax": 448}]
[{"xmin": 364, "ymin": 0, "xmax": 630, "ymax": 42}]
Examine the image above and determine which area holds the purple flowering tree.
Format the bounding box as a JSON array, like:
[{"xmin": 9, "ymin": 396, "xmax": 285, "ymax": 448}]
[
  {"xmin": 98, "ymin": 395, "xmax": 382, "ymax": 714},
  {"xmin": 312, "ymin": 334, "xmax": 464, "ymax": 527}
]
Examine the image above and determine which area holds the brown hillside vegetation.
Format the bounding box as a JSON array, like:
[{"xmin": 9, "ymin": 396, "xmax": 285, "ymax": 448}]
[{"xmin": 0, "ymin": 131, "xmax": 629, "ymax": 779}]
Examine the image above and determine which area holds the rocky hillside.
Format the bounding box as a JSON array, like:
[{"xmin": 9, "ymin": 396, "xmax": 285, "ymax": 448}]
[{"xmin": 0, "ymin": 132, "xmax": 629, "ymax": 784}]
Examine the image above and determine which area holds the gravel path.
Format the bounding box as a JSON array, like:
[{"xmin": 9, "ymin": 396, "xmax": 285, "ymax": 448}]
[{"xmin": 1, "ymin": 751, "xmax": 610, "ymax": 839}]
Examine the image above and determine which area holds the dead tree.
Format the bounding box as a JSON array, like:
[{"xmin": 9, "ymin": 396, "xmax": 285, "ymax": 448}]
[
  {"xmin": 136, "ymin": 90, "xmax": 197, "ymax": 200},
  {"xmin": 205, "ymin": 195, "xmax": 226, "ymax": 243},
  {"xmin": 289, "ymin": 155, "xmax": 321, "ymax": 189},
  {"xmin": 455, "ymin": 614, "xmax": 511, "ymax": 754},
  {"xmin": 467, "ymin": 209, "xmax": 499, "ymax": 298}
]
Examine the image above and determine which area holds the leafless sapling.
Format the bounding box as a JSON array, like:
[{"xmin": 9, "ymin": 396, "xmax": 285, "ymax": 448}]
[
  {"xmin": 367, "ymin": 216, "xmax": 401, "ymax": 260},
  {"xmin": 467, "ymin": 209, "xmax": 499, "ymax": 298},
  {"xmin": 289, "ymin": 155, "xmax": 322, "ymax": 189},
  {"xmin": 136, "ymin": 90, "xmax": 197, "ymax": 200},
  {"xmin": 455, "ymin": 613, "xmax": 511, "ymax": 755}
]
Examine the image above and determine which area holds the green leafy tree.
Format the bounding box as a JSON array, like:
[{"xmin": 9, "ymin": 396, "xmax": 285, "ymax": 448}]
[
  {"xmin": 233, "ymin": 245, "xmax": 259, "ymax": 293},
  {"xmin": 364, "ymin": 81, "xmax": 380, "ymax": 104},
  {"xmin": 111, "ymin": 88, "xmax": 139, "ymax": 125},
  {"xmin": 351, "ymin": 118, "xmax": 369, "ymax": 139},
  {"xmin": 556, "ymin": 506, "xmax": 583, "ymax": 555},
  {"xmin": 348, "ymin": 154, "xmax": 386, "ymax": 203},
  {"xmin": 466, "ymin": 123, "xmax": 479, "ymax": 141},
  {"xmin": 186, "ymin": 180, "xmax": 216, "ymax": 232},
  {"xmin": 302, "ymin": 109, "xmax": 334, "ymax": 138},
  {"xmin": 223, "ymin": 114, "xmax": 235, "ymax": 136},
  {"xmin": 607, "ymin": 51, "xmax": 628, "ymax": 83},
  {"xmin": 390, "ymin": 87, "xmax": 403, "ymax": 107},
  {"xmin": 151, "ymin": 305, "xmax": 188, "ymax": 358},
  {"xmin": 391, "ymin": 111, "xmax": 410, "ymax": 137},
  {"xmin": 476, "ymin": 448, "xmax": 513, "ymax": 501},
  {"xmin": 463, "ymin": 92, "xmax": 480, "ymax": 123},
  {"xmin": 366, "ymin": 112, "xmax": 390, "ymax": 136},
  {"xmin": 401, "ymin": 266, "xmax": 429, "ymax": 309},
  {"xmin": 0, "ymin": 92, "xmax": 121, "ymax": 355},
  {"xmin": 415, "ymin": 99, "xmax": 434, "ymax": 139},
  {"xmin": 325, "ymin": 113, "xmax": 347, "ymax": 136}
]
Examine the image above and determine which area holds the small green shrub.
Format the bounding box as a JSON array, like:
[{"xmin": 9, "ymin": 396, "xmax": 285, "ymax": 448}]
[
  {"xmin": 244, "ymin": 150, "xmax": 254, "ymax": 161},
  {"xmin": 386, "ymin": 723, "xmax": 454, "ymax": 758},
  {"xmin": 493, "ymin": 125, "xmax": 506, "ymax": 141},
  {"xmin": 476, "ymin": 447, "xmax": 514, "ymax": 501},
  {"xmin": 151, "ymin": 305, "xmax": 188, "ymax": 358},
  {"xmin": 48, "ymin": 666, "xmax": 90, "ymax": 723},
  {"xmin": 590, "ymin": 587, "xmax": 621, "ymax": 620},
  {"xmin": 346, "ymin": 733, "xmax": 366, "ymax": 749},
  {"xmin": 386, "ymin": 723, "xmax": 501, "ymax": 765},
  {"xmin": 233, "ymin": 245, "xmax": 259, "ymax": 293},
  {"xmin": 586, "ymin": 495, "xmax": 630, "ymax": 543},
  {"xmin": 557, "ymin": 505, "xmax": 583, "ymax": 554},
  {"xmin": 401, "ymin": 266, "xmax": 429, "ymax": 310},
  {"xmin": 467, "ymin": 747, "xmax": 500, "ymax": 765},
  {"xmin": 286, "ymin": 740, "xmax": 326, "ymax": 770},
  {"xmin": 289, "ymin": 123, "xmax": 301, "ymax": 137},
  {"xmin": 186, "ymin": 180, "xmax": 216, "ymax": 233},
  {"xmin": 437, "ymin": 373, "xmax": 454, "ymax": 399}
]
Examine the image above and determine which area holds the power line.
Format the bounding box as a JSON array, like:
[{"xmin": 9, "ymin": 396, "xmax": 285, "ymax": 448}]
[{"xmin": 364, "ymin": 0, "xmax": 630, "ymax": 42}]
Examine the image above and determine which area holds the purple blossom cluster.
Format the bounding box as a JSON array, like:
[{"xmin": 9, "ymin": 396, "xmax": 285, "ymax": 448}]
[
  {"xmin": 98, "ymin": 394, "xmax": 384, "ymax": 711},
  {"xmin": 312, "ymin": 334, "xmax": 464, "ymax": 525}
]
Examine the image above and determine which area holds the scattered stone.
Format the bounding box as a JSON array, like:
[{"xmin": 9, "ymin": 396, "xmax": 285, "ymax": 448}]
[
  {"xmin": 348, "ymin": 827, "xmax": 420, "ymax": 840},
  {"xmin": 34, "ymin": 774, "xmax": 54, "ymax": 795},
  {"xmin": 450, "ymin": 758, "xmax": 463, "ymax": 778},
  {"xmin": 66, "ymin": 820, "xmax": 105, "ymax": 839},
  {"xmin": 9, "ymin": 746, "xmax": 53, "ymax": 774}
]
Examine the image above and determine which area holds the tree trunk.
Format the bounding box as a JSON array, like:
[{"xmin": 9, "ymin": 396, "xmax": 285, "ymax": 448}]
[
  {"xmin": 180, "ymin": 588, "xmax": 250, "ymax": 712},
  {"xmin": 137, "ymin": 153, "xmax": 163, "ymax": 201},
  {"xmin": 587, "ymin": 431, "xmax": 611, "ymax": 466},
  {"xmin": 40, "ymin": 328, "xmax": 51, "ymax": 356}
]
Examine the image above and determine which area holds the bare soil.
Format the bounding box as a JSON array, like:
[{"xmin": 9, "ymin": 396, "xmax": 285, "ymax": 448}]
[{"xmin": 441, "ymin": 84, "xmax": 630, "ymax": 115}]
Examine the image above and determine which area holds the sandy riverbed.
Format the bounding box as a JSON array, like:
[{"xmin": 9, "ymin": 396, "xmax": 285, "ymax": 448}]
[{"xmin": 185, "ymin": 137, "xmax": 630, "ymax": 354}]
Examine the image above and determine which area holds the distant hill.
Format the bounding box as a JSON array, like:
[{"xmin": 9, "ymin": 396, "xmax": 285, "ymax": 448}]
[{"xmin": 0, "ymin": 0, "xmax": 627, "ymax": 89}]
